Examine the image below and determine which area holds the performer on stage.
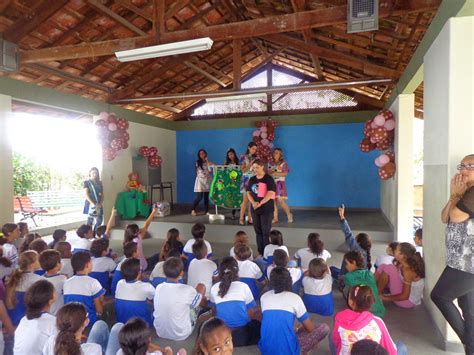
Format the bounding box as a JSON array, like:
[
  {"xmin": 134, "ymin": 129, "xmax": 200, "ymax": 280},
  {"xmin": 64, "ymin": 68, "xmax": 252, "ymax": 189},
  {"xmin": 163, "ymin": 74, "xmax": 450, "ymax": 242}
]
[
  {"xmin": 247, "ymin": 159, "xmax": 276, "ymax": 256},
  {"xmin": 239, "ymin": 142, "xmax": 258, "ymax": 225},
  {"xmin": 225, "ymin": 148, "xmax": 240, "ymax": 219},
  {"xmin": 269, "ymin": 148, "xmax": 293, "ymax": 223},
  {"xmin": 191, "ymin": 149, "xmax": 214, "ymax": 216},
  {"xmin": 83, "ymin": 167, "xmax": 104, "ymax": 232}
]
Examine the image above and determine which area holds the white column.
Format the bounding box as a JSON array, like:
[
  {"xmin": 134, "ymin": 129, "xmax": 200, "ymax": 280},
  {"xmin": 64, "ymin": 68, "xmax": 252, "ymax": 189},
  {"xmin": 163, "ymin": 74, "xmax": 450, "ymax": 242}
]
[
  {"xmin": 380, "ymin": 94, "xmax": 414, "ymax": 242},
  {"xmin": 424, "ymin": 16, "xmax": 474, "ymax": 350},
  {"xmin": 0, "ymin": 94, "xmax": 14, "ymax": 224}
]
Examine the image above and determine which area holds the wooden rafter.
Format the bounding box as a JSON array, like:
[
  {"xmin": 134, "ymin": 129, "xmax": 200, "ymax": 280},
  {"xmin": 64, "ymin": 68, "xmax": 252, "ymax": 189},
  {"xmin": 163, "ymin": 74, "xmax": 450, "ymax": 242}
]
[
  {"xmin": 115, "ymin": 0, "xmax": 152, "ymax": 21},
  {"xmin": 233, "ymin": 40, "xmax": 242, "ymax": 90},
  {"xmin": 2, "ymin": 0, "xmax": 69, "ymax": 43},
  {"xmin": 86, "ymin": 0, "xmax": 147, "ymax": 36},
  {"xmin": 184, "ymin": 61, "xmax": 226, "ymax": 87}
]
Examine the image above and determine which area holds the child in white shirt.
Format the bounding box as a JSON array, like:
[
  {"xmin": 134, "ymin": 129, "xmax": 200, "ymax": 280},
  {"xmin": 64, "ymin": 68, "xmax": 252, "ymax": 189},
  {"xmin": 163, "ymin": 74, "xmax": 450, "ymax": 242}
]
[
  {"xmin": 294, "ymin": 232, "xmax": 331, "ymax": 270},
  {"xmin": 90, "ymin": 239, "xmax": 116, "ymax": 292},
  {"xmin": 302, "ymin": 258, "xmax": 334, "ymax": 316},
  {"xmin": 39, "ymin": 249, "xmax": 67, "ymax": 315},
  {"xmin": 262, "ymin": 230, "xmax": 289, "ymax": 264},
  {"xmin": 234, "ymin": 244, "xmax": 264, "ymax": 300},
  {"xmin": 374, "ymin": 242, "xmax": 399, "ymax": 269},
  {"xmin": 187, "ymin": 240, "xmax": 217, "ymax": 299},
  {"xmin": 55, "ymin": 241, "xmax": 74, "ymax": 277},
  {"xmin": 266, "ymin": 249, "xmax": 303, "ymax": 293}
]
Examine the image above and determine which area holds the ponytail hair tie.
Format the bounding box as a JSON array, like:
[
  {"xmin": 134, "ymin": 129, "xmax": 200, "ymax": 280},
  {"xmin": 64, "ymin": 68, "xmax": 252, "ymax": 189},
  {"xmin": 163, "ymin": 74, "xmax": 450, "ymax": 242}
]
[
  {"xmin": 224, "ymin": 268, "xmax": 231, "ymax": 274},
  {"xmin": 354, "ymin": 286, "xmax": 360, "ymax": 297}
]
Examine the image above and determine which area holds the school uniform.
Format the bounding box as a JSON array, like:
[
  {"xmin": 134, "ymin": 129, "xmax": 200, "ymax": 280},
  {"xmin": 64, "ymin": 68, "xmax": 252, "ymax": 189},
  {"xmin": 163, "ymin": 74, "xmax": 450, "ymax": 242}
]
[
  {"xmin": 153, "ymin": 281, "xmax": 202, "ymax": 341},
  {"xmin": 69, "ymin": 237, "xmax": 92, "ymax": 253},
  {"xmin": 183, "ymin": 239, "xmax": 213, "ymax": 263},
  {"xmin": 115, "ymin": 279, "xmax": 155, "ymax": 326},
  {"xmin": 43, "ymin": 273, "xmax": 67, "ymax": 315},
  {"xmin": 60, "ymin": 258, "xmax": 74, "ymax": 278},
  {"xmin": 294, "ymin": 248, "xmax": 332, "ymax": 270},
  {"xmin": 210, "ymin": 281, "xmax": 259, "ymax": 347},
  {"xmin": 90, "ymin": 256, "xmax": 116, "ymax": 291},
  {"xmin": 63, "ymin": 274, "xmax": 105, "ymax": 324},
  {"xmin": 13, "ymin": 312, "xmax": 56, "ymax": 355},
  {"xmin": 237, "ymin": 260, "xmax": 264, "ymax": 300},
  {"xmin": 230, "ymin": 246, "xmax": 254, "ymax": 260},
  {"xmin": 43, "ymin": 335, "xmax": 102, "ymax": 355},
  {"xmin": 266, "ymin": 265, "xmax": 304, "ymax": 293},
  {"xmin": 263, "ymin": 244, "xmax": 289, "ymax": 263},
  {"xmin": 302, "ymin": 273, "xmax": 334, "ymax": 316},
  {"xmin": 187, "ymin": 258, "xmax": 217, "ymax": 298},
  {"xmin": 259, "ymin": 290, "xmax": 309, "ymax": 355},
  {"xmin": 111, "ymin": 257, "xmax": 127, "ymax": 295},
  {"xmin": 7, "ymin": 272, "xmax": 43, "ymax": 326},
  {"xmin": 2, "ymin": 243, "xmax": 18, "ymax": 268}
]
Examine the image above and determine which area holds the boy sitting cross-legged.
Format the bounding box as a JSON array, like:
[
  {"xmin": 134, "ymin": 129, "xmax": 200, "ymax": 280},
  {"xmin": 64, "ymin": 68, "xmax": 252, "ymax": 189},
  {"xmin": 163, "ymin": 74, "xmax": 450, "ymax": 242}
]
[
  {"xmin": 39, "ymin": 249, "xmax": 67, "ymax": 315},
  {"xmin": 115, "ymin": 257, "xmax": 155, "ymax": 326},
  {"xmin": 63, "ymin": 251, "xmax": 105, "ymax": 325}
]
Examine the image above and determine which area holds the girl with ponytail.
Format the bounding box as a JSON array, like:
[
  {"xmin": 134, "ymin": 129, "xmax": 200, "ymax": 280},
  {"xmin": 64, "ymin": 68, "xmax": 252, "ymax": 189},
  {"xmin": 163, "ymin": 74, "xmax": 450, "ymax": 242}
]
[
  {"xmin": 209, "ymin": 257, "xmax": 260, "ymax": 347},
  {"xmin": 13, "ymin": 280, "xmax": 56, "ymax": 354},
  {"xmin": 43, "ymin": 302, "xmax": 123, "ymax": 355},
  {"xmin": 333, "ymin": 286, "xmax": 403, "ymax": 355},
  {"xmin": 6, "ymin": 250, "xmax": 42, "ymax": 326},
  {"xmin": 375, "ymin": 242, "xmax": 425, "ymax": 309}
]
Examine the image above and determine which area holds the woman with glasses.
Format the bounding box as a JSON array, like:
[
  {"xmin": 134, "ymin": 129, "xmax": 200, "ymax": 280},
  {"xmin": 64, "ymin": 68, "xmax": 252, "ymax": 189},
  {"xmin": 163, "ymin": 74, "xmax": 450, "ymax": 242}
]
[{"xmin": 432, "ymin": 154, "xmax": 474, "ymax": 355}]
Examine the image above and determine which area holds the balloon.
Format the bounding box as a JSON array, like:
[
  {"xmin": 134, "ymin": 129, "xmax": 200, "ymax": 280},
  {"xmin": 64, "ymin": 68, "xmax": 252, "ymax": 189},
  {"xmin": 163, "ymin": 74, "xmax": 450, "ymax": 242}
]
[
  {"xmin": 139, "ymin": 146, "xmax": 150, "ymax": 157},
  {"xmin": 381, "ymin": 110, "xmax": 394, "ymax": 121},
  {"xmin": 374, "ymin": 156, "xmax": 383, "ymax": 167},
  {"xmin": 148, "ymin": 147, "xmax": 158, "ymax": 156},
  {"xmin": 371, "ymin": 121, "xmax": 379, "ymax": 129},
  {"xmin": 148, "ymin": 155, "xmax": 162, "ymax": 167},
  {"xmin": 107, "ymin": 114, "xmax": 117, "ymax": 124},
  {"xmin": 121, "ymin": 141, "xmax": 129, "ymax": 150},
  {"xmin": 373, "ymin": 114, "xmax": 386, "ymax": 127},
  {"xmin": 364, "ymin": 120, "xmax": 373, "ymax": 138},
  {"xmin": 376, "ymin": 139, "xmax": 392, "ymax": 150},
  {"xmin": 108, "ymin": 123, "xmax": 117, "ymax": 132},
  {"xmin": 379, "ymin": 154, "xmax": 390, "ymax": 166},
  {"xmin": 260, "ymin": 126, "xmax": 267, "ymax": 133},
  {"xmin": 360, "ymin": 138, "xmax": 376, "ymax": 152},
  {"xmin": 95, "ymin": 119, "xmax": 107, "ymax": 127},
  {"xmin": 252, "ymin": 130, "xmax": 260, "ymax": 137},
  {"xmin": 379, "ymin": 162, "xmax": 396, "ymax": 180},
  {"xmin": 103, "ymin": 147, "xmax": 116, "ymax": 161},
  {"xmin": 371, "ymin": 127, "xmax": 388, "ymax": 143},
  {"xmin": 116, "ymin": 118, "xmax": 129, "ymax": 130},
  {"xmin": 384, "ymin": 119, "xmax": 395, "ymax": 131},
  {"xmin": 261, "ymin": 132, "xmax": 268, "ymax": 139},
  {"xmin": 111, "ymin": 138, "xmax": 123, "ymax": 150},
  {"xmin": 261, "ymin": 139, "xmax": 269, "ymax": 146},
  {"xmin": 268, "ymin": 142, "xmax": 274, "ymax": 149},
  {"xmin": 99, "ymin": 112, "xmax": 109, "ymax": 120},
  {"xmin": 386, "ymin": 151, "xmax": 395, "ymax": 163},
  {"xmin": 370, "ymin": 136, "xmax": 378, "ymax": 144}
]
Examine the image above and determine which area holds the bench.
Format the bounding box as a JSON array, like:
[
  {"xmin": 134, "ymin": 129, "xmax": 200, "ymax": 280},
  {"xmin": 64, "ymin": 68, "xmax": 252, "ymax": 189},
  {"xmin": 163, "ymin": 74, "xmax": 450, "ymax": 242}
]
[
  {"xmin": 13, "ymin": 196, "xmax": 48, "ymax": 227},
  {"xmin": 27, "ymin": 190, "xmax": 84, "ymax": 209}
]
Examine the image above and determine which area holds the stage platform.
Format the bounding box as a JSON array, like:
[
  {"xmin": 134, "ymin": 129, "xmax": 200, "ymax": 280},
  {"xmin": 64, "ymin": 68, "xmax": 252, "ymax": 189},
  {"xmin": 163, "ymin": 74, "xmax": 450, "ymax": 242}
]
[{"xmin": 112, "ymin": 205, "xmax": 393, "ymax": 251}]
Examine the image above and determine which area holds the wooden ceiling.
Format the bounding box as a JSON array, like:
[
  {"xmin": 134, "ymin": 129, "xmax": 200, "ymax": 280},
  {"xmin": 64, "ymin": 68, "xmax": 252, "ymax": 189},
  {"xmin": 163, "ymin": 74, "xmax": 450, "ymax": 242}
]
[{"xmin": 0, "ymin": 0, "xmax": 439, "ymax": 121}]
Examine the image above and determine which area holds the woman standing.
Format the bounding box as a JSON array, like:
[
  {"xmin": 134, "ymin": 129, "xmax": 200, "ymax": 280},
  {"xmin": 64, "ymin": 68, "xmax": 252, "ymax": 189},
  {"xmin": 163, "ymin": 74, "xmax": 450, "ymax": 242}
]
[
  {"xmin": 269, "ymin": 148, "xmax": 293, "ymax": 223},
  {"xmin": 239, "ymin": 142, "xmax": 258, "ymax": 225},
  {"xmin": 247, "ymin": 159, "xmax": 276, "ymax": 256},
  {"xmin": 225, "ymin": 148, "xmax": 240, "ymax": 220},
  {"xmin": 191, "ymin": 149, "xmax": 214, "ymax": 216},
  {"xmin": 84, "ymin": 167, "xmax": 104, "ymax": 232},
  {"xmin": 432, "ymin": 154, "xmax": 474, "ymax": 355}
]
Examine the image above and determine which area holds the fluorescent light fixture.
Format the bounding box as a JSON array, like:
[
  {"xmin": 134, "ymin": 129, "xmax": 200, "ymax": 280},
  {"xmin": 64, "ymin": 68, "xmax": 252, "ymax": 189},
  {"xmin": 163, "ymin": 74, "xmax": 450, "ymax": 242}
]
[
  {"xmin": 115, "ymin": 37, "xmax": 213, "ymax": 62},
  {"xmin": 206, "ymin": 93, "xmax": 267, "ymax": 103}
]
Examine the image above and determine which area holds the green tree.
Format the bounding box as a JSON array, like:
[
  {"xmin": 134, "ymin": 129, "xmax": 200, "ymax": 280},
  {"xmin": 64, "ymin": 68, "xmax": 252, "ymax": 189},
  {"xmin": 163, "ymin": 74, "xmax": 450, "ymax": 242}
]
[{"xmin": 12, "ymin": 152, "xmax": 51, "ymax": 196}]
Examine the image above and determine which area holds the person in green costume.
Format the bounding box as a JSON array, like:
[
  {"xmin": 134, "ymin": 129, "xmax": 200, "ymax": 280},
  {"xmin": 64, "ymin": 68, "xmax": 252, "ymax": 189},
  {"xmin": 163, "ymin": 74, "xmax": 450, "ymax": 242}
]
[{"xmin": 343, "ymin": 250, "xmax": 386, "ymax": 318}]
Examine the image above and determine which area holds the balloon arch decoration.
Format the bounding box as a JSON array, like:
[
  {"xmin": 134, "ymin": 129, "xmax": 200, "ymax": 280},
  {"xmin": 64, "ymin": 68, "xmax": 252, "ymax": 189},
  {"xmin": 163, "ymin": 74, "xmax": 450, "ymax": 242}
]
[{"xmin": 94, "ymin": 112, "xmax": 130, "ymax": 161}]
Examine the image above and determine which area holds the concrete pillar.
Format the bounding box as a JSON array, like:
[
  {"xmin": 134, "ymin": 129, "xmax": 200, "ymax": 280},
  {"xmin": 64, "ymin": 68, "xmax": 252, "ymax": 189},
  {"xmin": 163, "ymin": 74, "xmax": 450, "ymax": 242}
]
[
  {"xmin": 424, "ymin": 16, "xmax": 474, "ymax": 350},
  {"xmin": 380, "ymin": 94, "xmax": 414, "ymax": 242},
  {"xmin": 0, "ymin": 94, "xmax": 14, "ymax": 224}
]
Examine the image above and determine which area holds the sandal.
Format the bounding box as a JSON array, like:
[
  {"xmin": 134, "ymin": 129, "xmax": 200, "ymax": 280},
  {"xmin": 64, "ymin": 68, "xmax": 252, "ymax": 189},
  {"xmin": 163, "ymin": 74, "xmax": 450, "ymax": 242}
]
[
  {"xmin": 272, "ymin": 218, "xmax": 279, "ymax": 224},
  {"xmin": 239, "ymin": 219, "xmax": 245, "ymax": 225},
  {"xmin": 288, "ymin": 213, "xmax": 293, "ymax": 223},
  {"xmin": 191, "ymin": 210, "xmax": 197, "ymax": 216}
]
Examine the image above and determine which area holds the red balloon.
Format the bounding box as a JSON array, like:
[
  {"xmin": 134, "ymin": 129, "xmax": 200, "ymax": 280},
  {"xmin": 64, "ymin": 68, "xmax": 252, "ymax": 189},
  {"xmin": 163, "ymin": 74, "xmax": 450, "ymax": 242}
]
[
  {"xmin": 376, "ymin": 139, "xmax": 392, "ymax": 151},
  {"xmin": 386, "ymin": 150, "xmax": 395, "ymax": 163},
  {"xmin": 116, "ymin": 118, "xmax": 129, "ymax": 130},
  {"xmin": 148, "ymin": 155, "xmax": 161, "ymax": 167},
  {"xmin": 139, "ymin": 146, "xmax": 150, "ymax": 157},
  {"xmin": 111, "ymin": 138, "xmax": 124, "ymax": 150},
  {"xmin": 148, "ymin": 147, "xmax": 158, "ymax": 156},
  {"xmin": 103, "ymin": 147, "xmax": 117, "ymax": 161},
  {"xmin": 359, "ymin": 138, "xmax": 376, "ymax": 153},
  {"xmin": 107, "ymin": 114, "xmax": 117, "ymax": 124},
  {"xmin": 379, "ymin": 162, "xmax": 396, "ymax": 180},
  {"xmin": 371, "ymin": 127, "xmax": 388, "ymax": 143}
]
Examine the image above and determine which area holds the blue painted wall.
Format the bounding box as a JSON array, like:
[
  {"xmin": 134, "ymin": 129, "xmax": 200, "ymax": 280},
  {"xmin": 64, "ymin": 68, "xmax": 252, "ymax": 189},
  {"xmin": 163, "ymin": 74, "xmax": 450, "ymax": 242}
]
[{"xmin": 176, "ymin": 123, "xmax": 380, "ymax": 208}]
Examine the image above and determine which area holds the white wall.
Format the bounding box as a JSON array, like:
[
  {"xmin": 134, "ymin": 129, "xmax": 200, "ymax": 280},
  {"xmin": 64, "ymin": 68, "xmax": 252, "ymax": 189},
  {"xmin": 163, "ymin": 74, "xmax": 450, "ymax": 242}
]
[
  {"xmin": 101, "ymin": 121, "xmax": 176, "ymax": 219},
  {"xmin": 0, "ymin": 95, "xmax": 13, "ymax": 223},
  {"xmin": 424, "ymin": 16, "xmax": 474, "ymax": 348},
  {"xmin": 380, "ymin": 94, "xmax": 414, "ymax": 242}
]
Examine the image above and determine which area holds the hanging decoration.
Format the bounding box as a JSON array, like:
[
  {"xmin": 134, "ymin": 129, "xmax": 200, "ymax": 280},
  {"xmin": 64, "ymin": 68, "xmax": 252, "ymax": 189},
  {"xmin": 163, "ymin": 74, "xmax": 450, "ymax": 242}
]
[
  {"xmin": 359, "ymin": 109, "xmax": 396, "ymax": 180},
  {"xmin": 138, "ymin": 145, "xmax": 163, "ymax": 167},
  {"xmin": 251, "ymin": 119, "xmax": 279, "ymax": 163},
  {"xmin": 95, "ymin": 112, "xmax": 130, "ymax": 161}
]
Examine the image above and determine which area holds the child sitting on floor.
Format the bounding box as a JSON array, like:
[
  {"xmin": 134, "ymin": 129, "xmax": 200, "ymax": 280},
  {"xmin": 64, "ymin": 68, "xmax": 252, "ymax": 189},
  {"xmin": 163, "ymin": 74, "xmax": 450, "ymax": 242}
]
[
  {"xmin": 13, "ymin": 280, "xmax": 56, "ymax": 355},
  {"xmin": 187, "ymin": 239, "xmax": 217, "ymax": 299},
  {"xmin": 266, "ymin": 249, "xmax": 303, "ymax": 293},
  {"xmin": 262, "ymin": 230, "xmax": 289, "ymax": 264},
  {"xmin": 332, "ymin": 285, "xmax": 404, "ymax": 355},
  {"xmin": 343, "ymin": 251, "xmax": 385, "ymax": 318},
  {"xmin": 70, "ymin": 224, "xmax": 94, "ymax": 253},
  {"xmin": 302, "ymin": 258, "xmax": 334, "ymax": 316},
  {"xmin": 90, "ymin": 239, "xmax": 117, "ymax": 292},
  {"xmin": 0, "ymin": 223, "xmax": 20, "ymax": 268},
  {"xmin": 235, "ymin": 244, "xmax": 265, "ymax": 300},
  {"xmin": 183, "ymin": 223, "xmax": 214, "ymax": 263},
  {"xmin": 39, "ymin": 249, "xmax": 67, "ymax": 315},
  {"xmin": 5, "ymin": 251, "xmax": 43, "ymax": 326},
  {"xmin": 153, "ymin": 257, "xmax": 206, "ymax": 341},
  {"xmin": 55, "ymin": 241, "xmax": 73, "ymax": 278},
  {"xmin": 47, "ymin": 229, "xmax": 67, "ymax": 249},
  {"xmin": 374, "ymin": 242, "xmax": 399, "ymax": 269},
  {"xmin": 295, "ymin": 233, "xmax": 331, "ymax": 270},
  {"xmin": 111, "ymin": 241, "xmax": 138, "ymax": 295},
  {"xmin": 259, "ymin": 267, "xmax": 329, "ymax": 355},
  {"xmin": 149, "ymin": 248, "xmax": 183, "ymax": 287},
  {"xmin": 63, "ymin": 252, "xmax": 105, "ymax": 325},
  {"xmin": 115, "ymin": 258, "xmax": 155, "ymax": 326},
  {"xmin": 159, "ymin": 228, "xmax": 184, "ymax": 261},
  {"xmin": 375, "ymin": 242, "xmax": 425, "ymax": 309},
  {"xmin": 230, "ymin": 230, "xmax": 254, "ymax": 260}
]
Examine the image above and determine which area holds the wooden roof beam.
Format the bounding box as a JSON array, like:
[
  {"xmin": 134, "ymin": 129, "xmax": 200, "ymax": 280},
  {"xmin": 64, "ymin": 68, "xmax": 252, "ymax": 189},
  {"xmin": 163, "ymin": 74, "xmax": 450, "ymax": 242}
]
[
  {"xmin": 86, "ymin": 0, "xmax": 147, "ymax": 36},
  {"xmin": 184, "ymin": 61, "xmax": 226, "ymax": 87},
  {"xmin": 115, "ymin": 0, "xmax": 152, "ymax": 22},
  {"xmin": 233, "ymin": 40, "xmax": 242, "ymax": 90},
  {"xmin": 2, "ymin": 0, "xmax": 69, "ymax": 43}
]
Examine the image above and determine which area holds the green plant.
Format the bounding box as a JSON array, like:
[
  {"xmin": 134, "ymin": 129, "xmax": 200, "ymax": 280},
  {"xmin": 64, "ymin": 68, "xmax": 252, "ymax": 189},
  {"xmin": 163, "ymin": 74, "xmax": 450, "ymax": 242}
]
[{"xmin": 12, "ymin": 152, "xmax": 51, "ymax": 196}]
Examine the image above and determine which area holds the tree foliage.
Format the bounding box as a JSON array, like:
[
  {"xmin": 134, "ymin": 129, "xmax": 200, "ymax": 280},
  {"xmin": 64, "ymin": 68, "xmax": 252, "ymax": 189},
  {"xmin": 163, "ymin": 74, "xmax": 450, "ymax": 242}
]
[{"xmin": 12, "ymin": 152, "xmax": 51, "ymax": 196}]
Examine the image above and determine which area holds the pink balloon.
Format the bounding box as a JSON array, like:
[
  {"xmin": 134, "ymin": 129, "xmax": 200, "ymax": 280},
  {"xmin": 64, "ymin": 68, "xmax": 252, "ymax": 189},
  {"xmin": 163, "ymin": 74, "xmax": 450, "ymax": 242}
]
[
  {"xmin": 384, "ymin": 119, "xmax": 395, "ymax": 131},
  {"xmin": 379, "ymin": 154, "xmax": 390, "ymax": 166},
  {"xmin": 370, "ymin": 121, "xmax": 379, "ymax": 129},
  {"xmin": 260, "ymin": 126, "xmax": 268, "ymax": 133},
  {"xmin": 252, "ymin": 130, "xmax": 260, "ymax": 137},
  {"xmin": 370, "ymin": 136, "xmax": 378, "ymax": 144},
  {"xmin": 108, "ymin": 123, "xmax": 117, "ymax": 132},
  {"xmin": 99, "ymin": 111, "xmax": 109, "ymax": 120},
  {"xmin": 374, "ymin": 157, "xmax": 384, "ymax": 167},
  {"xmin": 373, "ymin": 114, "xmax": 386, "ymax": 127},
  {"xmin": 261, "ymin": 139, "xmax": 269, "ymax": 146},
  {"xmin": 261, "ymin": 132, "xmax": 268, "ymax": 139}
]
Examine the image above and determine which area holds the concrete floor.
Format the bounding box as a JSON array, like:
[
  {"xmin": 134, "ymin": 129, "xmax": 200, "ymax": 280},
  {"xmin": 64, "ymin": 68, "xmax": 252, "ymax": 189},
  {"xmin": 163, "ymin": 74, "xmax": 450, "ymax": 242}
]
[{"xmin": 100, "ymin": 236, "xmax": 458, "ymax": 355}]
